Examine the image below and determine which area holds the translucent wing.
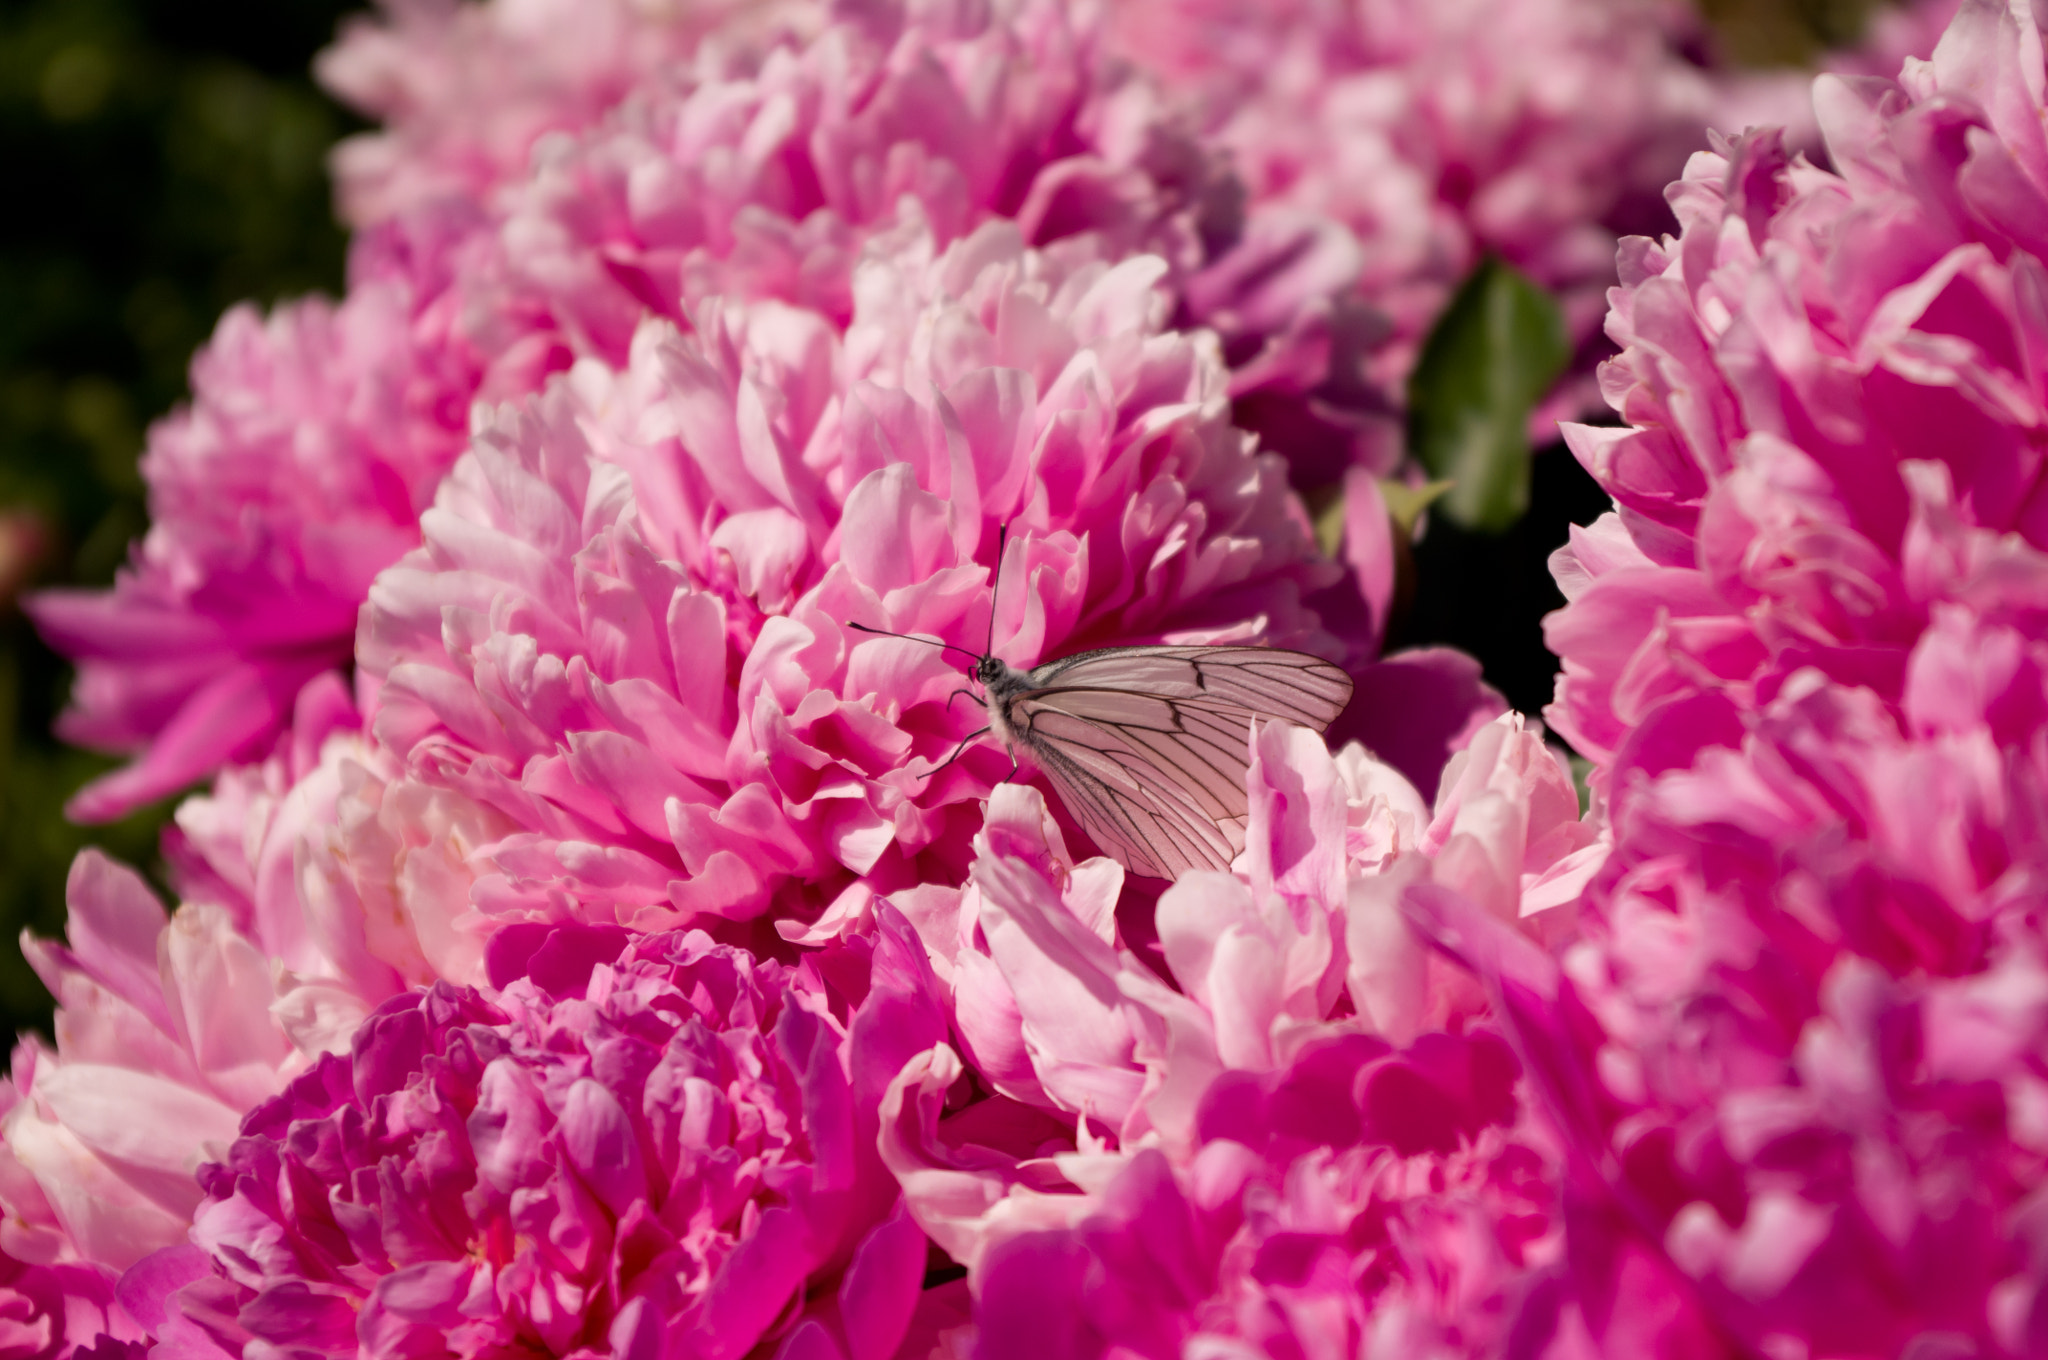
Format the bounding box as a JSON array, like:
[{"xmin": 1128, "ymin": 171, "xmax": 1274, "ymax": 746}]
[{"xmin": 1001, "ymin": 647, "xmax": 1353, "ymax": 879}]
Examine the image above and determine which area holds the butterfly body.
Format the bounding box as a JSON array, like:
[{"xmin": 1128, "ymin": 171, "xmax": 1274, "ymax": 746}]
[{"xmin": 975, "ymin": 654, "xmax": 1032, "ymax": 756}]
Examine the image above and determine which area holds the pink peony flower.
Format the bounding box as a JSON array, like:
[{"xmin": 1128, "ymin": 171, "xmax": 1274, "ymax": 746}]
[
  {"xmin": 1549, "ymin": 0, "xmax": 2048, "ymax": 783},
  {"xmin": 1459, "ymin": 639, "xmax": 2048, "ymax": 1352},
  {"xmin": 355, "ymin": 220, "xmax": 1342, "ymax": 944},
  {"xmin": 28, "ymin": 215, "xmax": 492, "ymax": 823},
  {"xmin": 874, "ymin": 714, "xmax": 1615, "ymax": 1354},
  {"xmin": 0, "ymin": 1246, "xmax": 142, "ymax": 1360},
  {"xmin": 1103, "ymin": 0, "xmax": 1717, "ymax": 399},
  {"xmin": 316, "ymin": 0, "xmax": 822, "ymax": 229},
  {"xmin": 471, "ymin": 0, "xmax": 1252, "ymax": 381},
  {"xmin": 35, "ymin": 0, "xmax": 1379, "ymax": 824},
  {"xmin": 1, "ymin": 680, "xmax": 415, "ymax": 1274},
  {"xmin": 470, "ymin": 0, "xmax": 1402, "ymax": 489},
  {"xmin": 1517, "ymin": 2, "xmax": 2048, "ymax": 1351},
  {"xmin": 143, "ymin": 922, "xmax": 941, "ymax": 1360},
  {"xmin": 7, "ymin": 860, "xmax": 319, "ymax": 1271},
  {"xmin": 967, "ymin": 1035, "xmax": 1555, "ymax": 1360}
]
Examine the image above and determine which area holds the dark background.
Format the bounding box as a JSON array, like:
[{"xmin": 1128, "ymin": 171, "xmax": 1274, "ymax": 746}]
[
  {"xmin": 0, "ymin": 0, "xmax": 1884, "ymax": 1038},
  {"xmin": 0, "ymin": 0, "xmax": 359, "ymax": 1036}
]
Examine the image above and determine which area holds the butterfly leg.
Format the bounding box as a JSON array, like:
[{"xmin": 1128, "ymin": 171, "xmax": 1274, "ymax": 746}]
[
  {"xmin": 914, "ymin": 726, "xmax": 991, "ymax": 785},
  {"xmin": 946, "ymin": 687, "xmax": 987, "ymax": 715}
]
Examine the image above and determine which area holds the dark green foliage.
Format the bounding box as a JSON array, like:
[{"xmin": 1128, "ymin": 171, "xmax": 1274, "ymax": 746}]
[
  {"xmin": 1699, "ymin": 0, "xmax": 1892, "ymax": 66},
  {"xmin": 1389, "ymin": 441, "xmax": 1615, "ymax": 720},
  {"xmin": 0, "ymin": 0, "xmax": 360, "ymax": 1037},
  {"xmin": 1405, "ymin": 257, "xmax": 1571, "ymax": 535}
]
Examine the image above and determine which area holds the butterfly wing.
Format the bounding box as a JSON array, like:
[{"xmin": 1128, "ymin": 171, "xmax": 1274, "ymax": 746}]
[{"xmin": 1001, "ymin": 647, "xmax": 1353, "ymax": 879}]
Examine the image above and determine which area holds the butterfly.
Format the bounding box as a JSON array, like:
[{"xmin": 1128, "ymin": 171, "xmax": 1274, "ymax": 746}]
[{"xmin": 852, "ymin": 530, "xmax": 1353, "ymax": 881}]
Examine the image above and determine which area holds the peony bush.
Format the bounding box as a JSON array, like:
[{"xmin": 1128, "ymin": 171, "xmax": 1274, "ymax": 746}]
[{"xmin": 13, "ymin": 0, "xmax": 2048, "ymax": 1355}]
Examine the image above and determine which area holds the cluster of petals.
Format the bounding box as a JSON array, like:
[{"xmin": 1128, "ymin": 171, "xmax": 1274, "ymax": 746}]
[
  {"xmin": 1505, "ymin": 653, "xmax": 2048, "ymax": 1355},
  {"xmin": 1520, "ymin": 0, "xmax": 2048, "ymax": 1352},
  {"xmin": 1549, "ymin": 0, "xmax": 2048, "ymax": 776},
  {"xmin": 1100, "ymin": 0, "xmax": 1728, "ymax": 399},
  {"xmin": 873, "ymin": 712, "xmax": 1611, "ymax": 1355},
  {"xmin": 465, "ymin": 0, "xmax": 1350, "ymax": 437},
  {"xmin": 0, "ymin": 1251, "xmax": 139, "ymax": 1360},
  {"xmin": 0, "ymin": 678, "xmax": 408, "ymax": 1279},
  {"xmin": 134, "ymin": 924, "xmax": 937, "ymax": 1360},
  {"xmin": 36, "ymin": 0, "xmax": 2048, "ymax": 1352},
  {"xmin": 315, "ymin": 0, "xmax": 823, "ymax": 230},
  {"xmin": 26, "ymin": 212, "xmax": 499, "ymax": 823},
  {"xmin": 33, "ymin": 0, "xmax": 830, "ymax": 822},
  {"xmin": 489, "ymin": 0, "xmax": 1201, "ymax": 338},
  {"xmin": 355, "ymin": 220, "xmax": 1339, "ymax": 945},
  {"xmin": 33, "ymin": 0, "xmax": 1368, "ymax": 826}
]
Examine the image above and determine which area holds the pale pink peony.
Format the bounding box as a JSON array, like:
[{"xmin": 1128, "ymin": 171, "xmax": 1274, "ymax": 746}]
[
  {"xmin": 316, "ymin": 0, "xmax": 822, "ymax": 229},
  {"xmin": 0, "ymin": 1083, "xmax": 149, "ymax": 1360},
  {"xmin": 874, "ymin": 714, "xmax": 1617, "ymax": 1354},
  {"xmin": 137, "ymin": 922, "xmax": 942, "ymax": 1360},
  {"xmin": 1104, "ymin": 0, "xmax": 1719, "ymax": 400},
  {"xmin": 356, "ymin": 221, "xmax": 1342, "ymax": 944},
  {"xmin": 473, "ymin": 0, "xmax": 1399, "ymax": 485},
  {"xmin": 1518, "ymin": 2, "xmax": 2048, "ymax": 1351},
  {"xmin": 1, "ymin": 682, "xmax": 415, "ymax": 1275},
  {"xmin": 36, "ymin": 0, "xmax": 1380, "ymax": 824}
]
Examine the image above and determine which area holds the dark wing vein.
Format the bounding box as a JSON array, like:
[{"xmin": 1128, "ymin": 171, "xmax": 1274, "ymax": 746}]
[
  {"xmin": 992, "ymin": 646, "xmax": 1352, "ymax": 880},
  {"xmin": 1009, "ymin": 694, "xmax": 1254, "ymax": 879},
  {"xmin": 1021, "ymin": 647, "xmax": 1353, "ymax": 731}
]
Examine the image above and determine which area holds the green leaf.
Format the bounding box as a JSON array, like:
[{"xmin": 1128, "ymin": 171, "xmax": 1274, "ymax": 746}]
[
  {"xmin": 1405, "ymin": 257, "xmax": 1570, "ymax": 533},
  {"xmin": 1380, "ymin": 478, "xmax": 1456, "ymax": 540},
  {"xmin": 1302, "ymin": 482, "xmax": 1347, "ymax": 559},
  {"xmin": 1569, "ymin": 753, "xmax": 1594, "ymax": 817}
]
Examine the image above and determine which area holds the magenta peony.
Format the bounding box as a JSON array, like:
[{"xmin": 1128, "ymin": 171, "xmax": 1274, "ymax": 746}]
[
  {"xmin": 875, "ymin": 714, "xmax": 1615, "ymax": 1355},
  {"xmin": 1523, "ymin": 1, "xmax": 2048, "ymax": 1351},
  {"xmin": 966, "ymin": 1034, "xmax": 1553, "ymax": 1360},
  {"xmin": 1507, "ymin": 661, "xmax": 2048, "ymax": 1355},
  {"xmin": 1548, "ymin": 0, "xmax": 2048, "ymax": 780},
  {"xmin": 141, "ymin": 922, "xmax": 938, "ymax": 1360}
]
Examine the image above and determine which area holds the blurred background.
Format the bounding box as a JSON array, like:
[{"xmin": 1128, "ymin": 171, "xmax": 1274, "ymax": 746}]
[
  {"xmin": 0, "ymin": 0, "xmax": 358, "ymax": 1036},
  {"xmin": 0, "ymin": 0, "xmax": 1897, "ymax": 1037}
]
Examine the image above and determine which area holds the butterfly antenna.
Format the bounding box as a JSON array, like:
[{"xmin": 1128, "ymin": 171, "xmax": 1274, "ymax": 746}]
[
  {"xmin": 985, "ymin": 522, "xmax": 1008, "ymax": 660},
  {"xmin": 847, "ymin": 621, "xmax": 984, "ymax": 666}
]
